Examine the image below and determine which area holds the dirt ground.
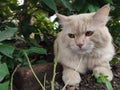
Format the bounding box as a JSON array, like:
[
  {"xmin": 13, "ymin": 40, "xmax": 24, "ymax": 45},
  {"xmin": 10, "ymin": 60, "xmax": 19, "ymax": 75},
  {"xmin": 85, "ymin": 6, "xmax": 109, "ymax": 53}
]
[
  {"xmin": 54, "ymin": 62, "xmax": 120, "ymax": 90},
  {"xmin": 13, "ymin": 62, "xmax": 120, "ymax": 90}
]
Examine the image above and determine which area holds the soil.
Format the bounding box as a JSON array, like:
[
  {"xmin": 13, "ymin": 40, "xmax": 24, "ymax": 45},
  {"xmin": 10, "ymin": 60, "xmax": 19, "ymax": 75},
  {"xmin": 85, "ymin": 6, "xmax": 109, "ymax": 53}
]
[
  {"xmin": 13, "ymin": 62, "xmax": 120, "ymax": 90},
  {"xmin": 55, "ymin": 62, "xmax": 120, "ymax": 90}
]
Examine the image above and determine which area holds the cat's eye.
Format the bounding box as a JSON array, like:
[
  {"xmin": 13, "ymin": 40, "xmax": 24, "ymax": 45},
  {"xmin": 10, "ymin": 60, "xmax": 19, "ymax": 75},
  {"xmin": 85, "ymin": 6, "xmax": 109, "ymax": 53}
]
[
  {"xmin": 85, "ymin": 31, "xmax": 94, "ymax": 36},
  {"xmin": 68, "ymin": 33, "xmax": 75, "ymax": 38}
]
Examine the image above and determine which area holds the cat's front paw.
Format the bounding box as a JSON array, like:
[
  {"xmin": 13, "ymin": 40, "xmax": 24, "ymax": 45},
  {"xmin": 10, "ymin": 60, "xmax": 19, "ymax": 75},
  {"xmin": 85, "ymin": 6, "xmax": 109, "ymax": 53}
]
[
  {"xmin": 93, "ymin": 66, "xmax": 113, "ymax": 81},
  {"xmin": 66, "ymin": 84, "xmax": 79, "ymax": 90}
]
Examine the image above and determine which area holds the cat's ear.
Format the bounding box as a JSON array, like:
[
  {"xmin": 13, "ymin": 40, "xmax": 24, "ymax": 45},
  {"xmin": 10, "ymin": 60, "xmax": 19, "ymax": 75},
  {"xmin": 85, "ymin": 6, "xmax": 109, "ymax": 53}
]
[
  {"xmin": 56, "ymin": 13, "xmax": 70, "ymax": 24},
  {"xmin": 93, "ymin": 4, "xmax": 110, "ymax": 25}
]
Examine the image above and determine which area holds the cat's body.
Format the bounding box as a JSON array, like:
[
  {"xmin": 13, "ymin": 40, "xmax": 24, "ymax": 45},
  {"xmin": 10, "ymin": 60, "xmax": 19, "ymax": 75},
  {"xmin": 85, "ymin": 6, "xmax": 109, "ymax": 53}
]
[{"xmin": 54, "ymin": 4, "xmax": 115, "ymax": 89}]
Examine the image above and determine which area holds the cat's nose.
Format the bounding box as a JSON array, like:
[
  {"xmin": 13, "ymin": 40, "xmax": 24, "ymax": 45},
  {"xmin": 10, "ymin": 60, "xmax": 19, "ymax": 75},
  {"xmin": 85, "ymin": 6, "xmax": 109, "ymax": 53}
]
[{"xmin": 76, "ymin": 43, "xmax": 83, "ymax": 48}]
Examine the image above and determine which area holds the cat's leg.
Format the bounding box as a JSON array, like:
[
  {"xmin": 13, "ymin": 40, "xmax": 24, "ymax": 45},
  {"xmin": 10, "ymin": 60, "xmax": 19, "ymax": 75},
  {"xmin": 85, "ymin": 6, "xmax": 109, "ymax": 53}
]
[
  {"xmin": 93, "ymin": 65, "xmax": 113, "ymax": 81},
  {"xmin": 62, "ymin": 66, "xmax": 81, "ymax": 90}
]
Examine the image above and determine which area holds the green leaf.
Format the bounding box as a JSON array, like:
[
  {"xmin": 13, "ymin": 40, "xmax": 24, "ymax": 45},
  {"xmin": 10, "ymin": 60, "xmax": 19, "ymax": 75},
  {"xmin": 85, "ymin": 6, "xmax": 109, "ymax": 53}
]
[
  {"xmin": 0, "ymin": 55, "xmax": 2, "ymax": 60},
  {"xmin": 61, "ymin": 0, "xmax": 72, "ymax": 10},
  {"xmin": 0, "ymin": 45, "xmax": 15, "ymax": 58},
  {"xmin": 40, "ymin": 0, "xmax": 58, "ymax": 12},
  {"xmin": 0, "ymin": 27, "xmax": 17, "ymax": 42},
  {"xmin": 0, "ymin": 63, "xmax": 9, "ymax": 82},
  {"xmin": 110, "ymin": 57, "xmax": 120, "ymax": 64},
  {"xmin": 35, "ymin": 60, "xmax": 47, "ymax": 64},
  {"xmin": 88, "ymin": 4, "xmax": 99, "ymax": 12},
  {"xmin": 0, "ymin": 81, "xmax": 9, "ymax": 90},
  {"xmin": 105, "ymin": 0, "xmax": 113, "ymax": 3},
  {"xmin": 105, "ymin": 81, "xmax": 113, "ymax": 90},
  {"xmin": 97, "ymin": 74, "xmax": 113, "ymax": 90},
  {"xmin": 25, "ymin": 47, "xmax": 47, "ymax": 55},
  {"xmin": 97, "ymin": 74, "xmax": 107, "ymax": 83},
  {"xmin": 72, "ymin": 0, "xmax": 85, "ymax": 11},
  {"xmin": 0, "ymin": 43, "xmax": 2, "ymax": 45}
]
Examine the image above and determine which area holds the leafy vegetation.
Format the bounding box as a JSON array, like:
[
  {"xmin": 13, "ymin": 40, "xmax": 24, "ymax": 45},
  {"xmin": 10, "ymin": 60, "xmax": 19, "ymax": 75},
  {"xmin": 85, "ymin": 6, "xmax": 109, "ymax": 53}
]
[
  {"xmin": 97, "ymin": 74, "xmax": 113, "ymax": 90},
  {"xmin": 0, "ymin": 0, "xmax": 120, "ymax": 90}
]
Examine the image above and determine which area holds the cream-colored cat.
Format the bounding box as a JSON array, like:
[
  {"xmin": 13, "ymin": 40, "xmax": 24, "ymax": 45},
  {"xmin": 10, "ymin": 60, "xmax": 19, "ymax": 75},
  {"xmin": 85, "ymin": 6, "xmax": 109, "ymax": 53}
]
[{"xmin": 54, "ymin": 4, "xmax": 115, "ymax": 89}]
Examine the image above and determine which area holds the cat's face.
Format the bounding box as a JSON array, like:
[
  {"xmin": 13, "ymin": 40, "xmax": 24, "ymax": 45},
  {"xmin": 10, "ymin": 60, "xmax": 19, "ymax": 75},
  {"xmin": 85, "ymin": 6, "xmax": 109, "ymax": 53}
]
[{"xmin": 57, "ymin": 4, "xmax": 111, "ymax": 54}]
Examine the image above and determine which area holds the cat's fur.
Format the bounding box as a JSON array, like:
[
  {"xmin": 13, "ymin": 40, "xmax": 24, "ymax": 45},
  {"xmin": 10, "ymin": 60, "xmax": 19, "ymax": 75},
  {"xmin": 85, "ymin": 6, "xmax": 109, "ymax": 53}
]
[{"xmin": 54, "ymin": 4, "xmax": 115, "ymax": 86}]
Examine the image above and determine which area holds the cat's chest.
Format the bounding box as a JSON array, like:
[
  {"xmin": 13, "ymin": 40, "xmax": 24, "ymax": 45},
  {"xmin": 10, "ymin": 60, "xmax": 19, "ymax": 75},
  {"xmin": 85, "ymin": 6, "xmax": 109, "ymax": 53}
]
[
  {"xmin": 58, "ymin": 48, "xmax": 99, "ymax": 70},
  {"xmin": 68, "ymin": 55, "xmax": 97, "ymax": 72},
  {"xmin": 70, "ymin": 54, "xmax": 96, "ymax": 67}
]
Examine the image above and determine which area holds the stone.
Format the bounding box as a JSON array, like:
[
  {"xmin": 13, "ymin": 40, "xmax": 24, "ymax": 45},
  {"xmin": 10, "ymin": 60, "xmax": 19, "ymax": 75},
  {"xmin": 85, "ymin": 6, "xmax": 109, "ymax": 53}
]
[{"xmin": 13, "ymin": 63, "xmax": 63, "ymax": 90}]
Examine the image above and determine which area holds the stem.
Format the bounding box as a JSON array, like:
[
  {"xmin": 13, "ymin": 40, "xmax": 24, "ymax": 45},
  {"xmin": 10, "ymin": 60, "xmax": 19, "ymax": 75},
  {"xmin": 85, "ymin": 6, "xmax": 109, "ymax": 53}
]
[
  {"xmin": 105, "ymin": 81, "xmax": 113, "ymax": 90},
  {"xmin": 44, "ymin": 73, "xmax": 47, "ymax": 88},
  {"xmin": 62, "ymin": 57, "xmax": 82, "ymax": 90},
  {"xmin": 51, "ymin": 56, "xmax": 58, "ymax": 90},
  {"xmin": 23, "ymin": 51, "xmax": 45, "ymax": 90},
  {"xmin": 51, "ymin": 44, "xmax": 58, "ymax": 90},
  {"xmin": 10, "ymin": 64, "xmax": 21, "ymax": 90}
]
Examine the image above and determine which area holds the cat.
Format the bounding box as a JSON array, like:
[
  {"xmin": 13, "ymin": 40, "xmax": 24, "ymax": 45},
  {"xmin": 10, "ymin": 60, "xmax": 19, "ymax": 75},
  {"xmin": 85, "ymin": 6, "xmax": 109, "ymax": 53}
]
[{"xmin": 54, "ymin": 4, "xmax": 115, "ymax": 90}]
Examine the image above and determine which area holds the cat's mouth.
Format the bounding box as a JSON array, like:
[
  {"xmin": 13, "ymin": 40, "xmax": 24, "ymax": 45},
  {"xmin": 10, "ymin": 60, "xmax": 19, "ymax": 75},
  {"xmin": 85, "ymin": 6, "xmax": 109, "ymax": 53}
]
[
  {"xmin": 77, "ymin": 48, "xmax": 93, "ymax": 54},
  {"xmin": 70, "ymin": 45, "xmax": 94, "ymax": 54}
]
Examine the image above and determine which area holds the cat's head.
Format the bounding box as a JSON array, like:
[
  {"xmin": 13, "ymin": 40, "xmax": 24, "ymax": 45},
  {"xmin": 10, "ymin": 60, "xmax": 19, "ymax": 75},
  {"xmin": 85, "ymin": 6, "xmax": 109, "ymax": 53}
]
[{"xmin": 57, "ymin": 4, "xmax": 112, "ymax": 54}]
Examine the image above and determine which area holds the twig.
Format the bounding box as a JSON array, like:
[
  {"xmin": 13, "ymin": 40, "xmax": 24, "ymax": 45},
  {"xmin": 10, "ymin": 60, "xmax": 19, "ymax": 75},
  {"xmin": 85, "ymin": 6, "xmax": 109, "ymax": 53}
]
[
  {"xmin": 51, "ymin": 55, "xmax": 58, "ymax": 90},
  {"xmin": 44, "ymin": 73, "xmax": 47, "ymax": 88},
  {"xmin": 23, "ymin": 51, "xmax": 45, "ymax": 90},
  {"xmin": 62, "ymin": 57, "xmax": 83, "ymax": 90},
  {"xmin": 10, "ymin": 64, "xmax": 21, "ymax": 90},
  {"xmin": 51, "ymin": 43, "xmax": 58, "ymax": 90}
]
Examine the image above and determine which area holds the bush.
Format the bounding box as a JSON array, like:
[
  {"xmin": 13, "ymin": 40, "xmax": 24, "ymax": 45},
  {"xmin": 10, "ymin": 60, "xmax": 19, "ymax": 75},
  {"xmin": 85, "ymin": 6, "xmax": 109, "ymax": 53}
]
[{"xmin": 0, "ymin": 0, "xmax": 120, "ymax": 89}]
